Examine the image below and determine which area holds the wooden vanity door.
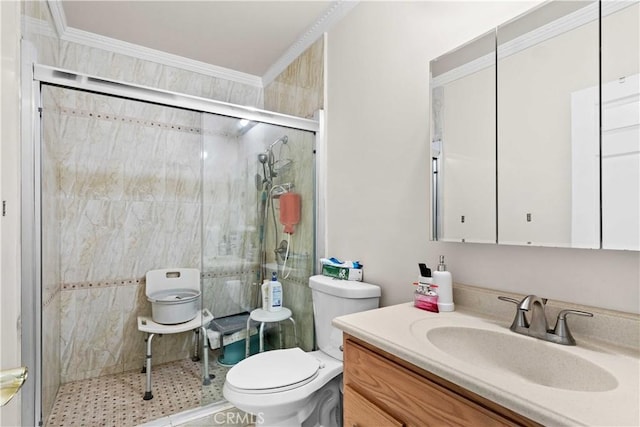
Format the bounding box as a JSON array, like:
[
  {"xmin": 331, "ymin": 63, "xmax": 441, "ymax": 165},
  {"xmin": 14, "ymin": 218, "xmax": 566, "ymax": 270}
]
[{"xmin": 343, "ymin": 335, "xmax": 539, "ymax": 427}]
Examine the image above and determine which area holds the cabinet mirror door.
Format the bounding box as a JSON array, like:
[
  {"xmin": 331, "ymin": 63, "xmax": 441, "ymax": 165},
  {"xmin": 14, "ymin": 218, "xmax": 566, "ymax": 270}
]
[
  {"xmin": 497, "ymin": 1, "xmax": 600, "ymax": 248},
  {"xmin": 430, "ymin": 31, "xmax": 496, "ymax": 244},
  {"xmin": 600, "ymin": 2, "xmax": 639, "ymax": 250}
]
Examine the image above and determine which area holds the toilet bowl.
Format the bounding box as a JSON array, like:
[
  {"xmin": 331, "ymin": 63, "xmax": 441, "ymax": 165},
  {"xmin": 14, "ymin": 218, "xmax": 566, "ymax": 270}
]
[
  {"xmin": 223, "ymin": 349, "xmax": 342, "ymax": 426},
  {"xmin": 222, "ymin": 275, "xmax": 380, "ymax": 427}
]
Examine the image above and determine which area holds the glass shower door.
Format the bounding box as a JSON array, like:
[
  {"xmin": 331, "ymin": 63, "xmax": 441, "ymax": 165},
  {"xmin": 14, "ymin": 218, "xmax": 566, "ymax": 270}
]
[
  {"xmin": 200, "ymin": 113, "xmax": 317, "ymax": 403},
  {"xmin": 40, "ymin": 84, "xmax": 206, "ymax": 425}
]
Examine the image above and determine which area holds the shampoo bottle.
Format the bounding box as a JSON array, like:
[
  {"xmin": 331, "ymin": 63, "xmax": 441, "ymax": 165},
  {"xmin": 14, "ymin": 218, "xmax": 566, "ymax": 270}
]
[
  {"xmin": 269, "ymin": 272, "xmax": 283, "ymax": 312},
  {"xmin": 261, "ymin": 279, "xmax": 270, "ymax": 310},
  {"xmin": 433, "ymin": 255, "xmax": 454, "ymax": 312}
]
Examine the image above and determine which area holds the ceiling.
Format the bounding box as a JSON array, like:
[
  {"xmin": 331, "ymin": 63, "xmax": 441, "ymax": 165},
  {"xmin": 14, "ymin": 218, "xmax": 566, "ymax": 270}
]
[{"xmin": 58, "ymin": 1, "xmax": 342, "ymax": 82}]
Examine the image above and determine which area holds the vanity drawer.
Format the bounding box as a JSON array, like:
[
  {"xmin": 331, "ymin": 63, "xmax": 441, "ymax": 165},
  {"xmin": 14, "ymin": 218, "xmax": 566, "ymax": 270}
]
[{"xmin": 344, "ymin": 336, "xmax": 538, "ymax": 427}]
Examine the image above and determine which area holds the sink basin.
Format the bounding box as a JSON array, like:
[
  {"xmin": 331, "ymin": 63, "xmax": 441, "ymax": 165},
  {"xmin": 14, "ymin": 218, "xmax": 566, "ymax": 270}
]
[{"xmin": 424, "ymin": 326, "xmax": 618, "ymax": 392}]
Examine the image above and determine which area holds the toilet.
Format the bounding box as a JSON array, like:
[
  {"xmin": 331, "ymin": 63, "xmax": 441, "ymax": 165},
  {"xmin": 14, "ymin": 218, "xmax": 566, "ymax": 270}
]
[{"xmin": 223, "ymin": 275, "xmax": 381, "ymax": 426}]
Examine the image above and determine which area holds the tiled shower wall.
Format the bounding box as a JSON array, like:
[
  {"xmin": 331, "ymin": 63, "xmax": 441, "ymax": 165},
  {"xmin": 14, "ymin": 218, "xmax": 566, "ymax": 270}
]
[
  {"xmin": 265, "ymin": 37, "xmax": 325, "ymax": 119},
  {"xmin": 44, "ymin": 87, "xmax": 210, "ymax": 384}
]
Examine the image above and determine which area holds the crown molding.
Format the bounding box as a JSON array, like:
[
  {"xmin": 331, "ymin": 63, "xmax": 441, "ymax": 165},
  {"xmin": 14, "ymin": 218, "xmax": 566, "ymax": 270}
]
[
  {"xmin": 47, "ymin": 0, "xmax": 67, "ymax": 38},
  {"xmin": 45, "ymin": 0, "xmax": 356, "ymax": 90},
  {"xmin": 60, "ymin": 26, "xmax": 263, "ymax": 87},
  {"xmin": 46, "ymin": 0, "xmax": 262, "ymax": 87},
  {"xmin": 261, "ymin": 0, "xmax": 359, "ymax": 86}
]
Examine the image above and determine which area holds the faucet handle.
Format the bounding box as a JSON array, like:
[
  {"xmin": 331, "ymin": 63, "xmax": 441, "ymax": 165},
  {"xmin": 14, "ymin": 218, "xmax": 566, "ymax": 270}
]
[
  {"xmin": 553, "ymin": 309, "xmax": 593, "ymax": 345},
  {"xmin": 498, "ymin": 296, "xmax": 529, "ymax": 329},
  {"xmin": 557, "ymin": 309, "xmax": 593, "ymax": 320},
  {"xmin": 497, "ymin": 296, "xmax": 520, "ymax": 305}
]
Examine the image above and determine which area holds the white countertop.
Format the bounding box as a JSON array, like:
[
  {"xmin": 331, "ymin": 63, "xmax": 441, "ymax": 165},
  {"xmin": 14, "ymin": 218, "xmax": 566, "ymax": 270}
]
[{"xmin": 333, "ymin": 303, "xmax": 640, "ymax": 426}]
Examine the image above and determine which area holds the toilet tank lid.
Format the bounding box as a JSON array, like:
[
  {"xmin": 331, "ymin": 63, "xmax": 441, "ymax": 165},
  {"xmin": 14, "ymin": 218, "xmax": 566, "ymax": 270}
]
[{"xmin": 309, "ymin": 275, "xmax": 381, "ymax": 298}]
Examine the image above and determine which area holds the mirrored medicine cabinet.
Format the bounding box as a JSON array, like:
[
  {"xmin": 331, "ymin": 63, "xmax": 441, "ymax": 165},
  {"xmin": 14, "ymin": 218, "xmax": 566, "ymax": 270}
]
[{"xmin": 430, "ymin": 0, "xmax": 639, "ymax": 251}]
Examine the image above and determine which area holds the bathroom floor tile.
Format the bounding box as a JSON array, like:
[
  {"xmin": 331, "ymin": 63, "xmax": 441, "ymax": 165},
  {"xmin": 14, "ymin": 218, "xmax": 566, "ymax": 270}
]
[{"xmin": 46, "ymin": 355, "xmax": 229, "ymax": 427}]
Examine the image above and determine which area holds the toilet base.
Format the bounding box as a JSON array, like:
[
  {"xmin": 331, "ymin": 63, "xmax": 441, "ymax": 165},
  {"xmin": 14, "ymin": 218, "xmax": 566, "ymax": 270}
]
[{"xmin": 254, "ymin": 375, "xmax": 342, "ymax": 427}]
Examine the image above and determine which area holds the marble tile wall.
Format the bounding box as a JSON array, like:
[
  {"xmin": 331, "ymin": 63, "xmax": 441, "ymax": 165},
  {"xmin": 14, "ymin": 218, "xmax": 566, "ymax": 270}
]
[
  {"xmin": 41, "ymin": 87, "xmax": 61, "ymax": 417},
  {"xmin": 264, "ymin": 38, "xmax": 325, "ymax": 119},
  {"xmin": 42, "ymin": 298, "xmax": 60, "ymax": 417},
  {"xmin": 43, "ymin": 87, "xmax": 204, "ymax": 383}
]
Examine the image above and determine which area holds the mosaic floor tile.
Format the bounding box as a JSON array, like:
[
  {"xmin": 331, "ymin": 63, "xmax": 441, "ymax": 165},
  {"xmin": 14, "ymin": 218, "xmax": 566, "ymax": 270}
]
[{"xmin": 46, "ymin": 354, "xmax": 229, "ymax": 427}]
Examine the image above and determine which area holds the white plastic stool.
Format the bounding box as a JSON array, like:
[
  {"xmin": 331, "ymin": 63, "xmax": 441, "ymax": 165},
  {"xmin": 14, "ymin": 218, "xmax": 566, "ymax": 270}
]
[
  {"xmin": 245, "ymin": 308, "xmax": 298, "ymax": 358},
  {"xmin": 137, "ymin": 309, "xmax": 213, "ymax": 400}
]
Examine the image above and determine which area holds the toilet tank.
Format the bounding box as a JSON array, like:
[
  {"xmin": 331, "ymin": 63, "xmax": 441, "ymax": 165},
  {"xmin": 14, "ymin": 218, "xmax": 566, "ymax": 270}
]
[{"xmin": 309, "ymin": 275, "xmax": 381, "ymax": 361}]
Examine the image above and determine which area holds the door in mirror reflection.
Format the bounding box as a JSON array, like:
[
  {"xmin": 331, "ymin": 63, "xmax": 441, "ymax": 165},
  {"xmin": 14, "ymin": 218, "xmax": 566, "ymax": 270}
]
[{"xmin": 601, "ymin": 2, "xmax": 639, "ymax": 250}]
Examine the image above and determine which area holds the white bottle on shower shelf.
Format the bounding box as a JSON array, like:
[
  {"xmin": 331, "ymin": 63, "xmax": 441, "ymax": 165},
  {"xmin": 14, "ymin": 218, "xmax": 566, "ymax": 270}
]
[
  {"xmin": 433, "ymin": 255, "xmax": 454, "ymax": 312},
  {"xmin": 268, "ymin": 272, "xmax": 283, "ymax": 312}
]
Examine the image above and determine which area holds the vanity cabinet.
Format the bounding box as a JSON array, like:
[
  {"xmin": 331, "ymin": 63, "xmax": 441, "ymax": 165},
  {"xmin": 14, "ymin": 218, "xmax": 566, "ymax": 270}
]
[{"xmin": 343, "ymin": 335, "xmax": 541, "ymax": 427}]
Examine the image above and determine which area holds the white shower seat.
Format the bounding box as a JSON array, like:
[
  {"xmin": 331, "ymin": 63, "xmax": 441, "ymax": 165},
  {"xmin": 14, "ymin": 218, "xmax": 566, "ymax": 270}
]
[
  {"xmin": 137, "ymin": 309, "xmax": 214, "ymax": 400},
  {"xmin": 245, "ymin": 307, "xmax": 298, "ymax": 358}
]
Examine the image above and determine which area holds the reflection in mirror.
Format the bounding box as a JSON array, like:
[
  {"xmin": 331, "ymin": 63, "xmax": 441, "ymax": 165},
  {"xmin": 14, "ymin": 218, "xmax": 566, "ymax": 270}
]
[
  {"xmin": 600, "ymin": 2, "xmax": 639, "ymax": 250},
  {"xmin": 430, "ymin": 31, "xmax": 496, "ymax": 243},
  {"xmin": 497, "ymin": 1, "xmax": 600, "ymax": 248}
]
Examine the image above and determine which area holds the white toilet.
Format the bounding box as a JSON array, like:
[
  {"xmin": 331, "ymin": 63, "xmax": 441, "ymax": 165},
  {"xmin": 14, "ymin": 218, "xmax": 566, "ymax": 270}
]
[{"xmin": 223, "ymin": 275, "xmax": 381, "ymax": 426}]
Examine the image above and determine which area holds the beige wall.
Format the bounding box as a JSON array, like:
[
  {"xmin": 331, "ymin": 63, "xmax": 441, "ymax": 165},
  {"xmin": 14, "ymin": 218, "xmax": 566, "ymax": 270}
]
[
  {"xmin": 1, "ymin": 1, "xmax": 22, "ymax": 426},
  {"xmin": 326, "ymin": 1, "xmax": 639, "ymax": 314}
]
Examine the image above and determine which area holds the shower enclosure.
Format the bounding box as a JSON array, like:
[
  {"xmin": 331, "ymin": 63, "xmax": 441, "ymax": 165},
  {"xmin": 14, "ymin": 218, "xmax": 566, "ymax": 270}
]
[{"xmin": 23, "ymin": 65, "xmax": 322, "ymax": 426}]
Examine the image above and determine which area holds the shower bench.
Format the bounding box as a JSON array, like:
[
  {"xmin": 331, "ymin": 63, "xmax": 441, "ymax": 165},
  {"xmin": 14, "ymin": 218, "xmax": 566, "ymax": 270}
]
[{"xmin": 137, "ymin": 309, "xmax": 214, "ymax": 400}]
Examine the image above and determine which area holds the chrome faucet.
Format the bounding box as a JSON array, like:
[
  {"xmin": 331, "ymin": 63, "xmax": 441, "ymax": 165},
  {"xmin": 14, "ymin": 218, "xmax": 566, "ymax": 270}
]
[
  {"xmin": 498, "ymin": 295, "xmax": 593, "ymax": 345},
  {"xmin": 517, "ymin": 295, "xmax": 549, "ymax": 339}
]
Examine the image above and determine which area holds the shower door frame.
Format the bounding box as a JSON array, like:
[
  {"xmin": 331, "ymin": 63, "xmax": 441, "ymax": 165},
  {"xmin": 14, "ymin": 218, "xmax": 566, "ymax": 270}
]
[{"xmin": 21, "ymin": 63, "xmax": 325, "ymax": 426}]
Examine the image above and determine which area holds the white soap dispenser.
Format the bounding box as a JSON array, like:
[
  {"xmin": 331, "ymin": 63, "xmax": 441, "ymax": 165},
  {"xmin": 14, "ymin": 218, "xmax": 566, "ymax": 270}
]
[{"xmin": 433, "ymin": 255, "xmax": 454, "ymax": 312}]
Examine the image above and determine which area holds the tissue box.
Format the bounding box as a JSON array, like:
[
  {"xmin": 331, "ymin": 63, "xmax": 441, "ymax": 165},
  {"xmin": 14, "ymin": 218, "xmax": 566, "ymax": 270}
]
[{"xmin": 322, "ymin": 265, "xmax": 363, "ymax": 281}]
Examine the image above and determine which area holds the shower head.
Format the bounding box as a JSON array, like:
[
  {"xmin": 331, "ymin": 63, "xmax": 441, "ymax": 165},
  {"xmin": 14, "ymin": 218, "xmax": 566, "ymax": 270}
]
[
  {"xmin": 267, "ymin": 135, "xmax": 288, "ymax": 151},
  {"xmin": 260, "ymin": 135, "xmax": 289, "ymax": 182}
]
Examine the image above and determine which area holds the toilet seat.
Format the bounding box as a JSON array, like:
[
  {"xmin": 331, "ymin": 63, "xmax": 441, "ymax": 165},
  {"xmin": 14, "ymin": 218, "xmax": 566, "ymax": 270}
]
[{"xmin": 225, "ymin": 348, "xmax": 320, "ymax": 394}]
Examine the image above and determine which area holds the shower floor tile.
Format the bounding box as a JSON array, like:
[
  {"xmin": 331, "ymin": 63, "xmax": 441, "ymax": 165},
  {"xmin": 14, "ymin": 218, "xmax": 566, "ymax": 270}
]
[{"xmin": 46, "ymin": 355, "xmax": 229, "ymax": 427}]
